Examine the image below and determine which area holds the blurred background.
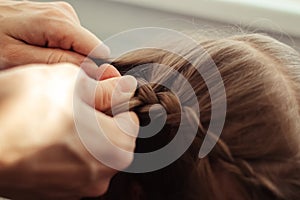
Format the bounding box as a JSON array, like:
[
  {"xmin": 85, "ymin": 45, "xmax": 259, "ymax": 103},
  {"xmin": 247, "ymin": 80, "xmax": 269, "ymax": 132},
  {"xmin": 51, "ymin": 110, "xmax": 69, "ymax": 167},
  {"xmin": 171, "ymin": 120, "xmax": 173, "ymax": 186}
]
[{"xmin": 38, "ymin": 0, "xmax": 300, "ymax": 51}]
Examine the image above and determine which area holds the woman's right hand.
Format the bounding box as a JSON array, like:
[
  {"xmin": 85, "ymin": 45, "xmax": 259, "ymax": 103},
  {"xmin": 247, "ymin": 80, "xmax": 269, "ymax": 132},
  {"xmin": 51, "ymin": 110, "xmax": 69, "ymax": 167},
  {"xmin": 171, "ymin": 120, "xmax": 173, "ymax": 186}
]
[{"xmin": 0, "ymin": 63, "xmax": 139, "ymax": 199}]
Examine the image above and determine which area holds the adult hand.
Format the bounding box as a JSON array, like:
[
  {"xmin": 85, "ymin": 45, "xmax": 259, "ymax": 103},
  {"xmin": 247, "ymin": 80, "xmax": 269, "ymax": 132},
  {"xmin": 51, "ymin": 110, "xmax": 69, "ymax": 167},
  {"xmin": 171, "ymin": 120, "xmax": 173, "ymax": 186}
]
[
  {"xmin": 0, "ymin": 0, "xmax": 109, "ymax": 69},
  {"xmin": 0, "ymin": 63, "xmax": 139, "ymax": 199}
]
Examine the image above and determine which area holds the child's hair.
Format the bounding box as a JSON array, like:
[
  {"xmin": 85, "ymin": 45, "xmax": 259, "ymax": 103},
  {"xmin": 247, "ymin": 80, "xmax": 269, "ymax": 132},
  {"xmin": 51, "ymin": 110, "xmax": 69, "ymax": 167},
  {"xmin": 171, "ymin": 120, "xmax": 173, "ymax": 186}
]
[{"xmin": 97, "ymin": 33, "xmax": 300, "ymax": 200}]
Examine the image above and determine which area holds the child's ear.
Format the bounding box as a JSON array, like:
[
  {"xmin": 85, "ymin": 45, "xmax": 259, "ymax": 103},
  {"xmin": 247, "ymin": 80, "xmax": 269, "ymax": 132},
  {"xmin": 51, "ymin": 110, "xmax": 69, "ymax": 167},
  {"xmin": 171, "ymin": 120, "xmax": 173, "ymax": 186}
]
[{"xmin": 96, "ymin": 64, "xmax": 121, "ymax": 81}]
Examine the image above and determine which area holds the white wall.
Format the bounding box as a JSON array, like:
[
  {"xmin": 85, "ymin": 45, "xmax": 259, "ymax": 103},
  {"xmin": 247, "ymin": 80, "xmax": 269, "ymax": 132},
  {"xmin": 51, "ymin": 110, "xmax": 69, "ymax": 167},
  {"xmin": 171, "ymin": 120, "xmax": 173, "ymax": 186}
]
[{"xmin": 115, "ymin": 0, "xmax": 300, "ymax": 38}]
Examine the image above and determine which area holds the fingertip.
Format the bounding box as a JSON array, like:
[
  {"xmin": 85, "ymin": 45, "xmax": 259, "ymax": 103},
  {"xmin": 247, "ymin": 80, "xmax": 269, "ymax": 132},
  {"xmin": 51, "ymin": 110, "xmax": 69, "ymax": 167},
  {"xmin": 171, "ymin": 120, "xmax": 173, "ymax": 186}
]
[
  {"xmin": 92, "ymin": 42, "xmax": 111, "ymax": 59},
  {"xmin": 96, "ymin": 64, "xmax": 121, "ymax": 81},
  {"xmin": 73, "ymin": 26, "xmax": 110, "ymax": 59},
  {"xmin": 116, "ymin": 75, "xmax": 137, "ymax": 94},
  {"xmin": 94, "ymin": 77, "xmax": 122, "ymax": 111},
  {"xmin": 93, "ymin": 75, "xmax": 136, "ymax": 112}
]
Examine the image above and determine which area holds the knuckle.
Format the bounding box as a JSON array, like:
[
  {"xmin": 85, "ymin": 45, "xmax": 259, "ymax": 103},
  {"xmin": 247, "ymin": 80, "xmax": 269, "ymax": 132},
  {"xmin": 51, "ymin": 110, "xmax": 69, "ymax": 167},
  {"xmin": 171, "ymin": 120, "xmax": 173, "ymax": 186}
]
[
  {"xmin": 116, "ymin": 136, "xmax": 136, "ymax": 153},
  {"xmin": 37, "ymin": 8, "xmax": 73, "ymax": 29},
  {"xmin": 47, "ymin": 20, "xmax": 71, "ymax": 38},
  {"xmin": 73, "ymin": 55, "xmax": 85, "ymax": 66},
  {"xmin": 106, "ymin": 126, "xmax": 136, "ymax": 153},
  {"xmin": 56, "ymin": 1, "xmax": 74, "ymax": 11},
  {"xmin": 47, "ymin": 51, "xmax": 62, "ymax": 64},
  {"xmin": 96, "ymin": 83, "xmax": 110, "ymax": 108},
  {"xmin": 101, "ymin": 135, "xmax": 135, "ymax": 170},
  {"xmin": 46, "ymin": 21, "xmax": 77, "ymax": 50},
  {"xmin": 114, "ymin": 150, "xmax": 134, "ymax": 170},
  {"xmin": 87, "ymin": 179, "xmax": 110, "ymax": 196},
  {"xmin": 43, "ymin": 7, "xmax": 64, "ymax": 18}
]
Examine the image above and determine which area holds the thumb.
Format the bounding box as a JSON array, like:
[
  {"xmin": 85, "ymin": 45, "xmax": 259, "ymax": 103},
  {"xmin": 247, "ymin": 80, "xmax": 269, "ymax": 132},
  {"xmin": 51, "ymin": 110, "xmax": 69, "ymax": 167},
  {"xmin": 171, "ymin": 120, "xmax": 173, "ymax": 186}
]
[
  {"xmin": 78, "ymin": 73, "xmax": 137, "ymax": 112},
  {"xmin": 95, "ymin": 75, "xmax": 137, "ymax": 112}
]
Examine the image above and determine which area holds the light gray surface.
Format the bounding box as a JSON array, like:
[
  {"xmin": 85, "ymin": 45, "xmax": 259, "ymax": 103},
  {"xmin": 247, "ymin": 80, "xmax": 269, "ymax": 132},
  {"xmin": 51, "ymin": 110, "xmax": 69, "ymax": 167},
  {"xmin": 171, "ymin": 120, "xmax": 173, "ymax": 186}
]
[
  {"xmin": 38, "ymin": 0, "xmax": 300, "ymax": 52},
  {"xmin": 115, "ymin": 0, "xmax": 300, "ymax": 38}
]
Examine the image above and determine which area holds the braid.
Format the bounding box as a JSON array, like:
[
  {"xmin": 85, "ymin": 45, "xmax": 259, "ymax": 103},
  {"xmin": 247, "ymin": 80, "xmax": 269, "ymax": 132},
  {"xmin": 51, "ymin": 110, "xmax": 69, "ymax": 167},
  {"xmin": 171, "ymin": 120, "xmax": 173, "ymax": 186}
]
[
  {"xmin": 107, "ymin": 78, "xmax": 182, "ymax": 125},
  {"xmin": 182, "ymin": 104, "xmax": 286, "ymax": 198},
  {"xmin": 207, "ymin": 134, "xmax": 285, "ymax": 199},
  {"xmin": 100, "ymin": 34, "xmax": 300, "ymax": 200},
  {"xmin": 108, "ymin": 76, "xmax": 286, "ymax": 199}
]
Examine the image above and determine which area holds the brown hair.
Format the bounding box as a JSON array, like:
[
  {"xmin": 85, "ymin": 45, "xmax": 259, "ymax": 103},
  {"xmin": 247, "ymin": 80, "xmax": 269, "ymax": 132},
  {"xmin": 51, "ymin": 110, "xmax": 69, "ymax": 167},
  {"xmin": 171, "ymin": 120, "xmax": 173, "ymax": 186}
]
[{"xmin": 94, "ymin": 33, "xmax": 300, "ymax": 200}]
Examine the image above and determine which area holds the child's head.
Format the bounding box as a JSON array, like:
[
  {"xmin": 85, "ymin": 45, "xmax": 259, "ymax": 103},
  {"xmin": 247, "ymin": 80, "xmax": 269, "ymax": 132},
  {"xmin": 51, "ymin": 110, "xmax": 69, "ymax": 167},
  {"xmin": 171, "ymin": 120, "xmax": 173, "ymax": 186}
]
[{"xmin": 99, "ymin": 33, "xmax": 300, "ymax": 200}]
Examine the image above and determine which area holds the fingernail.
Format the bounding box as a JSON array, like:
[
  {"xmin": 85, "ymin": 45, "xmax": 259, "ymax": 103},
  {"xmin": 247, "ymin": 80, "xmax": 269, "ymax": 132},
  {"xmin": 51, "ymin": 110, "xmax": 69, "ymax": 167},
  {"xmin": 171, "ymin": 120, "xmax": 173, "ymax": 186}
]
[
  {"xmin": 118, "ymin": 75, "xmax": 137, "ymax": 93},
  {"xmin": 96, "ymin": 64, "xmax": 121, "ymax": 80}
]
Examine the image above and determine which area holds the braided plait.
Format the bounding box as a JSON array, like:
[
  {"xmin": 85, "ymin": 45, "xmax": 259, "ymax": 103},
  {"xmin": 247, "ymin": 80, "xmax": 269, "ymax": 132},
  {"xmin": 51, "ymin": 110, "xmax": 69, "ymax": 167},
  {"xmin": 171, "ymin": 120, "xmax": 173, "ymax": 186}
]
[
  {"xmin": 203, "ymin": 132, "xmax": 286, "ymax": 199},
  {"xmin": 108, "ymin": 77, "xmax": 181, "ymax": 124},
  {"xmin": 108, "ymin": 76, "xmax": 284, "ymax": 198},
  {"xmin": 178, "ymin": 97, "xmax": 285, "ymax": 198},
  {"xmin": 99, "ymin": 34, "xmax": 300, "ymax": 200}
]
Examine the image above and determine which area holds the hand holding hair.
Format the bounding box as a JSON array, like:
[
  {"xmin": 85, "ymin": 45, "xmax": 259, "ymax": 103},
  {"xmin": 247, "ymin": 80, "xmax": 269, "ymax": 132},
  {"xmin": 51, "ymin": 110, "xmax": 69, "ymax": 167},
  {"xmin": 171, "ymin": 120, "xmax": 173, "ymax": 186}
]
[
  {"xmin": 0, "ymin": 0, "xmax": 109, "ymax": 69},
  {"xmin": 0, "ymin": 63, "xmax": 139, "ymax": 199}
]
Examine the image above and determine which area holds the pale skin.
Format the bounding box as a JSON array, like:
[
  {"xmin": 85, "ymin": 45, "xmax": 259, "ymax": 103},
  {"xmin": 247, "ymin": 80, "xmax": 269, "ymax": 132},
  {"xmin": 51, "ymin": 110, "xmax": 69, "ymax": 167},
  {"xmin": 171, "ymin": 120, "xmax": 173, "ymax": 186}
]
[
  {"xmin": 0, "ymin": 64, "xmax": 139, "ymax": 199},
  {"xmin": 0, "ymin": 0, "xmax": 139, "ymax": 199}
]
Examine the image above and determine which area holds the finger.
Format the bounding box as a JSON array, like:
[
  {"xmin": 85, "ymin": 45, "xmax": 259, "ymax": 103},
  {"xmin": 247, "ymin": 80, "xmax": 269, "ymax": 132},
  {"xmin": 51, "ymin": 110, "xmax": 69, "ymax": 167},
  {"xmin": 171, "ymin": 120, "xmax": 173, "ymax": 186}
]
[
  {"xmin": 1, "ymin": 42, "xmax": 87, "ymax": 68},
  {"xmin": 71, "ymin": 26, "xmax": 110, "ymax": 58},
  {"xmin": 96, "ymin": 64, "xmax": 121, "ymax": 81},
  {"xmin": 96, "ymin": 111, "xmax": 139, "ymax": 164},
  {"xmin": 93, "ymin": 111, "xmax": 140, "ymax": 151},
  {"xmin": 113, "ymin": 111, "xmax": 140, "ymax": 138},
  {"xmin": 50, "ymin": 1, "xmax": 81, "ymax": 24},
  {"xmin": 18, "ymin": 1, "xmax": 81, "ymax": 24},
  {"xmin": 77, "ymin": 74, "xmax": 137, "ymax": 112},
  {"xmin": 41, "ymin": 22, "xmax": 109, "ymax": 58},
  {"xmin": 74, "ymin": 102, "xmax": 139, "ymax": 171},
  {"xmin": 80, "ymin": 62, "xmax": 121, "ymax": 80},
  {"xmin": 95, "ymin": 75, "xmax": 137, "ymax": 111},
  {"xmin": 76, "ymin": 112, "xmax": 139, "ymax": 197},
  {"xmin": 80, "ymin": 59, "xmax": 100, "ymax": 80},
  {"xmin": 5, "ymin": 16, "xmax": 109, "ymax": 59}
]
